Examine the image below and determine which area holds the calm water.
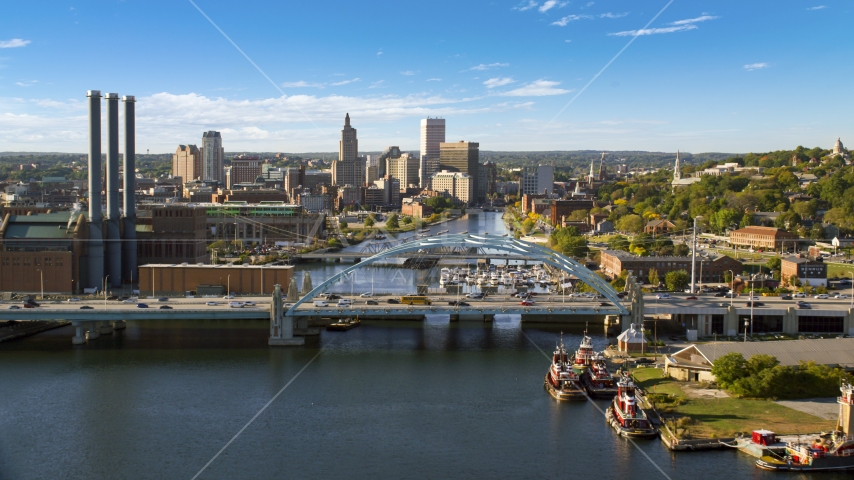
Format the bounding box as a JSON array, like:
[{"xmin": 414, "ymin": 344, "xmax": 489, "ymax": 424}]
[
  {"xmin": 1, "ymin": 321, "xmax": 838, "ymax": 480},
  {"xmin": 1, "ymin": 213, "xmax": 845, "ymax": 479}
]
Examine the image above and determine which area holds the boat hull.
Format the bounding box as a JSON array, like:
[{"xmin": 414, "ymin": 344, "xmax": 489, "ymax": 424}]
[
  {"xmin": 581, "ymin": 375, "xmax": 618, "ymax": 398},
  {"xmin": 326, "ymin": 320, "xmax": 360, "ymax": 331},
  {"xmin": 605, "ymin": 405, "xmax": 659, "ymax": 438},
  {"xmin": 544, "ymin": 374, "xmax": 587, "ymax": 401},
  {"xmin": 756, "ymin": 456, "xmax": 854, "ymax": 471}
]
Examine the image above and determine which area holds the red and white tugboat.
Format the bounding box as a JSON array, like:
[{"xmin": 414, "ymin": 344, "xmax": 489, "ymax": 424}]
[
  {"xmin": 581, "ymin": 356, "xmax": 618, "ymax": 398},
  {"xmin": 606, "ymin": 372, "xmax": 658, "ymax": 438},
  {"xmin": 572, "ymin": 330, "xmax": 596, "ymax": 371},
  {"xmin": 544, "ymin": 335, "xmax": 587, "ymax": 401}
]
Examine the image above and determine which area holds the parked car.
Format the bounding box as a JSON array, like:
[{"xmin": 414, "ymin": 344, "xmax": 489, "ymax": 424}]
[
  {"xmin": 634, "ymin": 358, "xmax": 655, "ymax": 365},
  {"xmin": 387, "ymin": 299, "xmax": 400, "ymax": 304},
  {"xmin": 79, "ymin": 306, "xmax": 93, "ymax": 310},
  {"xmin": 158, "ymin": 297, "xmax": 169, "ymax": 302},
  {"xmin": 794, "ymin": 292, "xmax": 806, "ymax": 298},
  {"xmin": 366, "ymin": 300, "xmax": 379, "ymax": 305},
  {"xmin": 686, "ymin": 296, "xmax": 698, "ymax": 300},
  {"xmin": 136, "ymin": 303, "xmax": 148, "ymax": 308},
  {"xmin": 655, "ymin": 294, "xmax": 671, "ymax": 300},
  {"xmin": 714, "ymin": 292, "xmax": 726, "ymax": 297},
  {"xmin": 7, "ymin": 305, "xmax": 20, "ymax": 310},
  {"xmin": 159, "ymin": 305, "xmax": 173, "ymax": 310}
]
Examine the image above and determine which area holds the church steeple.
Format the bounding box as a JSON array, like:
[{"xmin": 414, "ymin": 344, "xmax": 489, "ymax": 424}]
[{"xmin": 673, "ymin": 150, "xmax": 682, "ymax": 181}]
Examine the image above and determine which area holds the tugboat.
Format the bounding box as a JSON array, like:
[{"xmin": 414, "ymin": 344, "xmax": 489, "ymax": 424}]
[
  {"xmin": 755, "ymin": 380, "xmax": 854, "ymax": 471},
  {"xmin": 572, "ymin": 330, "xmax": 596, "ymax": 371},
  {"xmin": 544, "ymin": 336, "xmax": 587, "ymax": 401},
  {"xmin": 606, "ymin": 372, "xmax": 658, "ymax": 438},
  {"xmin": 326, "ymin": 317, "xmax": 361, "ymax": 331},
  {"xmin": 581, "ymin": 356, "xmax": 618, "ymax": 398}
]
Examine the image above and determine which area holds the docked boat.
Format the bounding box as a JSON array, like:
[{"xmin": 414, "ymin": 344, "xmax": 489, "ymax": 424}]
[
  {"xmin": 581, "ymin": 356, "xmax": 618, "ymax": 398},
  {"xmin": 572, "ymin": 331, "xmax": 596, "ymax": 371},
  {"xmin": 605, "ymin": 372, "xmax": 658, "ymax": 438},
  {"xmin": 544, "ymin": 336, "xmax": 587, "ymax": 401},
  {"xmin": 326, "ymin": 317, "xmax": 361, "ymax": 331},
  {"xmin": 755, "ymin": 380, "xmax": 854, "ymax": 471}
]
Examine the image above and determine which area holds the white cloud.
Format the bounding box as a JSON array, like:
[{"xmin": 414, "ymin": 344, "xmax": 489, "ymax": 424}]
[
  {"xmin": 499, "ymin": 80, "xmax": 571, "ymax": 96},
  {"xmin": 600, "ymin": 12, "xmax": 629, "ymax": 19},
  {"xmin": 743, "ymin": 63, "xmax": 769, "ymax": 71},
  {"xmin": 330, "ymin": 78, "xmax": 360, "ymax": 86},
  {"xmin": 609, "ymin": 24, "xmax": 698, "ymax": 36},
  {"xmin": 15, "ymin": 80, "xmax": 37, "ymax": 87},
  {"xmin": 669, "ymin": 15, "xmax": 719, "ymax": 25},
  {"xmin": 514, "ymin": 0, "xmax": 538, "ymax": 11},
  {"xmin": 0, "ymin": 39, "xmax": 30, "ymax": 49},
  {"xmin": 400, "ymin": 70, "xmax": 417, "ymax": 76},
  {"xmin": 468, "ymin": 62, "xmax": 510, "ymax": 71},
  {"xmin": 369, "ymin": 80, "xmax": 385, "ymax": 88},
  {"xmin": 538, "ymin": 0, "xmax": 557, "ymax": 13},
  {"xmin": 281, "ymin": 81, "xmax": 324, "ymax": 88},
  {"xmin": 565, "ymin": 39, "xmax": 572, "ymax": 43},
  {"xmin": 484, "ymin": 77, "xmax": 515, "ymax": 89},
  {"xmin": 427, "ymin": 78, "xmax": 442, "ymax": 82},
  {"xmin": 807, "ymin": 6, "xmax": 826, "ymax": 10},
  {"xmin": 551, "ymin": 14, "xmax": 592, "ymax": 26},
  {"xmin": 376, "ymin": 50, "xmax": 383, "ymax": 56}
]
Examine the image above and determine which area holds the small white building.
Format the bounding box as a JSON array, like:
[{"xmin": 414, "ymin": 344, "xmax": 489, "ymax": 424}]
[{"xmin": 617, "ymin": 323, "xmax": 646, "ymax": 352}]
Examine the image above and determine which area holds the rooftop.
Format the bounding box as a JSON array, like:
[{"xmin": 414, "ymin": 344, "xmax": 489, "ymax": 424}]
[{"xmin": 683, "ymin": 338, "xmax": 854, "ymax": 369}]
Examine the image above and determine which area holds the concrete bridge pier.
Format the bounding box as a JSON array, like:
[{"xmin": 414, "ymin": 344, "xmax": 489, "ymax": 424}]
[
  {"xmin": 86, "ymin": 321, "xmax": 100, "ymax": 340},
  {"xmin": 483, "ymin": 314, "xmax": 494, "ymax": 322},
  {"xmin": 269, "ymin": 284, "xmax": 304, "ymax": 346},
  {"xmin": 113, "ymin": 320, "xmax": 127, "ymax": 330},
  {"xmin": 99, "ymin": 322, "xmax": 113, "ymax": 335},
  {"xmin": 71, "ymin": 321, "xmax": 87, "ymax": 345},
  {"xmin": 449, "ymin": 314, "xmax": 459, "ymax": 322}
]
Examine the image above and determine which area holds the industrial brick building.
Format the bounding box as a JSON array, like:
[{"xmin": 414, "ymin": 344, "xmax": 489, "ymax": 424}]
[
  {"xmin": 138, "ymin": 263, "xmax": 294, "ymax": 296},
  {"xmin": 729, "ymin": 226, "xmax": 799, "ymax": 250},
  {"xmin": 781, "ymin": 255, "xmax": 827, "ymax": 287},
  {"xmin": 600, "ymin": 249, "xmax": 743, "ymax": 284}
]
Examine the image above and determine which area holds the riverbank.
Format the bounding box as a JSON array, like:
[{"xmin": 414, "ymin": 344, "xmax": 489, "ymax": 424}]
[
  {"xmin": 0, "ymin": 320, "xmax": 71, "ymax": 343},
  {"xmin": 632, "ymin": 367, "xmax": 836, "ymax": 448}
]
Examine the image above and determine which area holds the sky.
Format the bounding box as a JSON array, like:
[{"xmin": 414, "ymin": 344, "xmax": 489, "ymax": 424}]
[{"xmin": 0, "ymin": 0, "xmax": 851, "ymax": 155}]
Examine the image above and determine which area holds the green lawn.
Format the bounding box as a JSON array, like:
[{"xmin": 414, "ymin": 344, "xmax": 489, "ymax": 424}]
[
  {"xmin": 827, "ymin": 263, "xmax": 854, "ymax": 278},
  {"xmin": 630, "ymin": 368, "xmax": 836, "ymax": 438}
]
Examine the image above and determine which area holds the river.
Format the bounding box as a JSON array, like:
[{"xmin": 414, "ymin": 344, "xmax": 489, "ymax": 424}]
[{"xmin": 0, "ymin": 213, "xmax": 847, "ymax": 479}]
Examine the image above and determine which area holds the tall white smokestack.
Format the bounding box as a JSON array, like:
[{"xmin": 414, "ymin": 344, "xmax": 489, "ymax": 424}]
[
  {"xmin": 122, "ymin": 95, "xmax": 137, "ymax": 284},
  {"xmin": 105, "ymin": 93, "xmax": 122, "ymax": 288},
  {"xmin": 86, "ymin": 90, "xmax": 104, "ymax": 290}
]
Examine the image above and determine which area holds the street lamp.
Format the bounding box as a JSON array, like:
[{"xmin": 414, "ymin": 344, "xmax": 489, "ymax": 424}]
[
  {"xmin": 727, "ymin": 269, "xmax": 735, "ymax": 308},
  {"xmin": 848, "ymin": 272, "xmax": 853, "ymax": 310},
  {"xmin": 103, "ymin": 275, "xmax": 110, "ymax": 311},
  {"xmin": 227, "ymin": 275, "xmax": 231, "ymax": 298},
  {"xmin": 37, "ymin": 269, "xmax": 44, "ymax": 300}
]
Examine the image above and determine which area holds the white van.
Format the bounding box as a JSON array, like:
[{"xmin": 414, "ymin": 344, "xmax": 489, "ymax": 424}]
[
  {"xmin": 314, "ymin": 300, "xmax": 329, "ymax": 307},
  {"xmin": 337, "ymin": 299, "xmax": 352, "ymax": 307}
]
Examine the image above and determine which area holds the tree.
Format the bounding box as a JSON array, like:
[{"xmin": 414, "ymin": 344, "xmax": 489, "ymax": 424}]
[
  {"xmin": 364, "ymin": 216, "xmax": 375, "ymax": 227},
  {"xmin": 648, "ymin": 268, "xmax": 660, "ymax": 287},
  {"xmin": 711, "ymin": 352, "xmax": 747, "ymax": 388},
  {"xmin": 616, "ymin": 214, "xmax": 644, "ymax": 234},
  {"xmin": 386, "ymin": 213, "xmax": 399, "ymax": 230},
  {"xmin": 401, "ymin": 216, "xmax": 413, "ymax": 225},
  {"xmin": 673, "ymin": 243, "xmax": 690, "ymax": 256},
  {"xmin": 709, "ymin": 208, "xmax": 740, "ymax": 234},
  {"xmin": 567, "ymin": 209, "xmax": 589, "ymax": 222},
  {"xmin": 664, "ymin": 269, "xmax": 690, "ymax": 292},
  {"xmin": 765, "ymin": 256, "xmax": 781, "ymax": 273},
  {"xmin": 810, "ymin": 223, "xmax": 826, "ymax": 240},
  {"xmin": 521, "ymin": 218, "xmax": 536, "ymax": 235},
  {"xmin": 339, "ymin": 220, "xmax": 347, "ymax": 229},
  {"xmin": 608, "ymin": 235, "xmax": 631, "ymax": 251}
]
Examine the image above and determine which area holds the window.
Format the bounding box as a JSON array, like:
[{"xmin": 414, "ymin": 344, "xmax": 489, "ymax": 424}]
[
  {"xmin": 45, "ymin": 258, "xmax": 52, "ymax": 267},
  {"xmin": 711, "ymin": 315, "xmax": 724, "ymax": 335},
  {"xmin": 34, "ymin": 257, "xmax": 41, "ymax": 266},
  {"xmin": 1, "ymin": 258, "xmax": 8, "ymax": 266},
  {"xmin": 798, "ymin": 316, "xmax": 843, "ymax": 333},
  {"xmin": 23, "ymin": 258, "xmax": 31, "ymax": 266},
  {"xmin": 57, "ymin": 258, "xmax": 63, "ymax": 267},
  {"xmin": 13, "ymin": 258, "xmax": 19, "ymax": 266}
]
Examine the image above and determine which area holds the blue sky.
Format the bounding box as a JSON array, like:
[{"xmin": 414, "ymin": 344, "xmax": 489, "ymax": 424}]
[{"xmin": 0, "ymin": 0, "xmax": 851, "ymax": 154}]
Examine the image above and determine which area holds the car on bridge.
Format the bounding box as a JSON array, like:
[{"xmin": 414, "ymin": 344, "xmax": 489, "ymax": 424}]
[
  {"xmin": 834, "ymin": 294, "xmax": 850, "ymax": 299},
  {"xmin": 136, "ymin": 303, "xmax": 148, "ymax": 308},
  {"xmin": 520, "ymin": 300, "xmax": 535, "ymax": 306},
  {"xmin": 206, "ymin": 301, "xmax": 218, "ymax": 306},
  {"xmin": 122, "ymin": 298, "xmax": 137, "ymax": 304},
  {"xmin": 814, "ymin": 294, "xmax": 829, "ymax": 299},
  {"xmin": 387, "ymin": 299, "xmax": 400, "ymax": 304},
  {"xmin": 467, "ymin": 293, "xmax": 485, "ymax": 299},
  {"xmin": 745, "ymin": 301, "xmax": 765, "ymax": 307},
  {"xmin": 67, "ymin": 298, "xmax": 81, "ymax": 302},
  {"xmin": 337, "ymin": 299, "xmax": 352, "ymax": 307},
  {"xmin": 797, "ymin": 301, "xmax": 812, "ymax": 309},
  {"xmin": 244, "ymin": 301, "xmax": 256, "ymax": 307},
  {"xmin": 686, "ymin": 296, "xmax": 698, "ymax": 300},
  {"xmin": 655, "ymin": 294, "xmax": 671, "ymax": 300},
  {"xmin": 80, "ymin": 306, "xmax": 93, "ymax": 310},
  {"xmin": 360, "ymin": 292, "xmax": 372, "ymax": 298},
  {"xmin": 7, "ymin": 305, "xmax": 20, "ymax": 310},
  {"xmin": 780, "ymin": 295, "xmax": 793, "ymax": 300},
  {"xmin": 158, "ymin": 297, "xmax": 169, "ymax": 302},
  {"xmin": 365, "ymin": 300, "xmax": 379, "ymax": 305},
  {"xmin": 229, "ymin": 302, "xmax": 244, "ymax": 308},
  {"xmin": 314, "ymin": 301, "xmax": 329, "ymax": 307},
  {"xmin": 160, "ymin": 305, "xmax": 173, "ymax": 310}
]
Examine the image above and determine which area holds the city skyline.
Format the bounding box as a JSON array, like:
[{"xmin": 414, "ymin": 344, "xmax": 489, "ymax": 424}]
[{"xmin": 0, "ymin": 1, "xmax": 851, "ymax": 153}]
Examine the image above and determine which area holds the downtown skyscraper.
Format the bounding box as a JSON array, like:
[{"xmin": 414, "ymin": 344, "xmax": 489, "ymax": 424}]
[
  {"xmin": 332, "ymin": 113, "xmax": 365, "ymax": 186},
  {"xmin": 420, "ymin": 118, "xmax": 445, "ymax": 187}
]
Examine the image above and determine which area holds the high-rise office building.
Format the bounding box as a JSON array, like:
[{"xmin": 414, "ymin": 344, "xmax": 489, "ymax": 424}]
[
  {"xmin": 439, "ymin": 141, "xmax": 479, "ymax": 201},
  {"xmin": 477, "ymin": 161, "xmax": 497, "ymax": 201},
  {"xmin": 420, "ymin": 118, "xmax": 445, "ymax": 187},
  {"xmin": 230, "ymin": 155, "xmax": 263, "ymax": 187},
  {"xmin": 332, "ymin": 114, "xmax": 365, "ymax": 186},
  {"xmin": 201, "ymin": 131, "xmax": 224, "ymax": 182},
  {"xmin": 521, "ymin": 165, "xmax": 554, "ymax": 195},
  {"xmin": 431, "ymin": 170, "xmax": 473, "ymax": 205},
  {"xmin": 172, "ymin": 144, "xmax": 201, "ymax": 181},
  {"xmin": 386, "ymin": 152, "xmax": 421, "ymax": 190}
]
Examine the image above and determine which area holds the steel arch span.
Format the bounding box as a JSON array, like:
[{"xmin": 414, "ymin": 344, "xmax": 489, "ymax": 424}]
[{"xmin": 287, "ymin": 234, "xmax": 628, "ymax": 316}]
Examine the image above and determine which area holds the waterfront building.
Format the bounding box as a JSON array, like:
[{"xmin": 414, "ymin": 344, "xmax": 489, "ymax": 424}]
[
  {"xmin": 172, "ymin": 144, "xmax": 202, "ymax": 181},
  {"xmin": 136, "ymin": 204, "xmax": 209, "ymax": 265},
  {"xmin": 431, "ymin": 170, "xmax": 473, "ymax": 205},
  {"xmin": 201, "ymin": 131, "xmax": 225, "ymax": 183},
  {"xmin": 139, "ymin": 263, "xmax": 294, "ymax": 296},
  {"xmin": 599, "ymin": 249, "xmax": 742, "ymax": 284},
  {"xmin": 439, "ymin": 141, "xmax": 479, "ymax": 200},
  {"xmin": 201, "ymin": 202, "xmax": 322, "ymax": 244}
]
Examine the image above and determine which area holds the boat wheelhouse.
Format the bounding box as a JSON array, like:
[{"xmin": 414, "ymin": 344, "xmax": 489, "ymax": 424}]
[
  {"xmin": 544, "ymin": 336, "xmax": 587, "ymax": 401},
  {"xmin": 605, "ymin": 372, "xmax": 658, "ymax": 438}
]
